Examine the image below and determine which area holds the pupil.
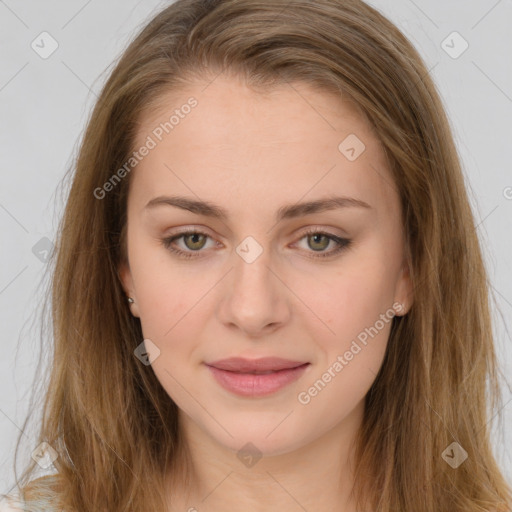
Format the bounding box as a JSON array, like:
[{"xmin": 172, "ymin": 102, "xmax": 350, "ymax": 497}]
[
  {"xmin": 187, "ymin": 233, "xmax": 204, "ymax": 250},
  {"xmin": 310, "ymin": 234, "xmax": 326, "ymax": 251}
]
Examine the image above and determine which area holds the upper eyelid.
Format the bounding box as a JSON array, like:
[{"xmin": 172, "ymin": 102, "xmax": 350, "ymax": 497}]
[
  {"xmin": 166, "ymin": 228, "xmax": 346, "ymax": 249},
  {"xmin": 167, "ymin": 228, "xmax": 342, "ymax": 241},
  {"xmin": 162, "ymin": 229, "xmax": 351, "ymax": 261},
  {"xmin": 165, "ymin": 224, "xmax": 346, "ymax": 239}
]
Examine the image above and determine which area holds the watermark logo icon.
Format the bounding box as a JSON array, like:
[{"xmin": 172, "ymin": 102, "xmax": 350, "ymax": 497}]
[
  {"xmin": 32, "ymin": 237, "xmax": 54, "ymax": 263},
  {"xmin": 134, "ymin": 339, "xmax": 161, "ymax": 365},
  {"xmin": 31, "ymin": 31, "xmax": 59, "ymax": 59},
  {"xmin": 237, "ymin": 442, "xmax": 262, "ymax": 468},
  {"xmin": 441, "ymin": 442, "xmax": 468, "ymax": 468},
  {"xmin": 236, "ymin": 236, "xmax": 263, "ymax": 264},
  {"xmin": 338, "ymin": 134, "xmax": 366, "ymax": 161},
  {"xmin": 441, "ymin": 31, "xmax": 469, "ymax": 59},
  {"xmin": 31, "ymin": 442, "xmax": 58, "ymax": 469}
]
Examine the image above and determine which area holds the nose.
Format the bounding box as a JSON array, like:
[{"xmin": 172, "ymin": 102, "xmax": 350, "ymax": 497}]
[{"xmin": 216, "ymin": 244, "xmax": 291, "ymax": 338}]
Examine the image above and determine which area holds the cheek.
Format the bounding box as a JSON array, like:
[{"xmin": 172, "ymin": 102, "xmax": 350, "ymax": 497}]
[
  {"xmin": 127, "ymin": 233, "xmax": 207, "ymax": 337},
  {"xmin": 297, "ymin": 273, "xmax": 394, "ymax": 416},
  {"xmin": 294, "ymin": 255, "xmax": 395, "ymax": 350},
  {"xmin": 137, "ymin": 281, "xmax": 204, "ymax": 345}
]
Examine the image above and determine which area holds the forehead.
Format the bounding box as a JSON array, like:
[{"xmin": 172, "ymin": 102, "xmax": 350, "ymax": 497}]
[
  {"xmin": 137, "ymin": 74, "xmax": 370, "ymax": 145},
  {"xmin": 129, "ymin": 74, "xmax": 399, "ymax": 220}
]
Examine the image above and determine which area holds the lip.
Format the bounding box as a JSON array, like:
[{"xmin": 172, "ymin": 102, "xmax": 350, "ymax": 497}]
[
  {"xmin": 205, "ymin": 357, "xmax": 310, "ymax": 397},
  {"xmin": 206, "ymin": 357, "xmax": 309, "ymax": 373}
]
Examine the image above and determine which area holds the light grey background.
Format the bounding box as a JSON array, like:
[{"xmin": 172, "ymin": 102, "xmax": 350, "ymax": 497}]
[{"xmin": 1, "ymin": 0, "xmax": 511, "ymax": 496}]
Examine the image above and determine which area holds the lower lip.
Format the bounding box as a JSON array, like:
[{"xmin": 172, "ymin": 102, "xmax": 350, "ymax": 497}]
[{"xmin": 206, "ymin": 363, "xmax": 310, "ymax": 397}]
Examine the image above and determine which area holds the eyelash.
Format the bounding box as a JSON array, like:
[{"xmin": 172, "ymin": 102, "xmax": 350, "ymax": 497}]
[{"xmin": 160, "ymin": 228, "xmax": 352, "ymax": 260}]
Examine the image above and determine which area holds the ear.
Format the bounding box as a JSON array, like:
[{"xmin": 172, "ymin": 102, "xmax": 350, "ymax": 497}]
[
  {"xmin": 393, "ymin": 255, "xmax": 413, "ymax": 316},
  {"xmin": 118, "ymin": 261, "xmax": 140, "ymax": 318}
]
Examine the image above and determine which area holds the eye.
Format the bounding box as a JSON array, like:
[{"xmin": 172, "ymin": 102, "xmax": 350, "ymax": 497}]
[
  {"xmin": 161, "ymin": 230, "xmax": 216, "ymax": 259},
  {"xmin": 294, "ymin": 228, "xmax": 352, "ymax": 259},
  {"xmin": 160, "ymin": 228, "xmax": 352, "ymax": 260}
]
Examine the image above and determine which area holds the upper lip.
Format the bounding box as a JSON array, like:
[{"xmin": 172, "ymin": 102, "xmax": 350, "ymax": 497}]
[{"xmin": 206, "ymin": 357, "xmax": 309, "ymax": 373}]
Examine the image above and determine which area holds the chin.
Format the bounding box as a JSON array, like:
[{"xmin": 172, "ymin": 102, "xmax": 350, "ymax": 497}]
[{"xmin": 212, "ymin": 424, "xmax": 310, "ymax": 459}]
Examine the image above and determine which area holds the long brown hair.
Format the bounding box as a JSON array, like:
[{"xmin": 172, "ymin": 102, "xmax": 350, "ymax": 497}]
[{"xmin": 5, "ymin": 0, "xmax": 511, "ymax": 510}]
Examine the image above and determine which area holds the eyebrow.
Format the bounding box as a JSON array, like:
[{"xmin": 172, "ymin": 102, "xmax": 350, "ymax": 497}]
[{"xmin": 144, "ymin": 194, "xmax": 372, "ymax": 222}]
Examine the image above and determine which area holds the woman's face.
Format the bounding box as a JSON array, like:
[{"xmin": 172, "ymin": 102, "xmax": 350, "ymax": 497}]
[{"xmin": 119, "ymin": 73, "xmax": 412, "ymax": 456}]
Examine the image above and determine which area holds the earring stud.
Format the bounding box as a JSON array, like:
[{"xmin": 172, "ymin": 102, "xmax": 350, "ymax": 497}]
[{"xmin": 127, "ymin": 297, "xmax": 135, "ymax": 304}]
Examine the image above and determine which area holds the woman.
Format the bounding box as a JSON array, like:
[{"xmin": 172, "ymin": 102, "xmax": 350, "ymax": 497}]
[{"xmin": 3, "ymin": 0, "xmax": 511, "ymax": 510}]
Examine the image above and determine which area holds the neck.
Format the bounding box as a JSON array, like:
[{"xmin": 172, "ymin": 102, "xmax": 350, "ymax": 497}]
[{"xmin": 166, "ymin": 401, "xmax": 365, "ymax": 512}]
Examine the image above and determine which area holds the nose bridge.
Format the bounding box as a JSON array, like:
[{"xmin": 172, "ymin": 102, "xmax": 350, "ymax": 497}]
[
  {"xmin": 217, "ymin": 233, "xmax": 289, "ymax": 334},
  {"xmin": 231, "ymin": 234, "xmax": 276, "ymax": 304}
]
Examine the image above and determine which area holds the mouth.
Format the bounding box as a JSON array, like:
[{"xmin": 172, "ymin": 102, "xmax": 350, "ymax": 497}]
[
  {"xmin": 206, "ymin": 357, "xmax": 309, "ymax": 373},
  {"xmin": 204, "ymin": 357, "xmax": 311, "ymax": 397}
]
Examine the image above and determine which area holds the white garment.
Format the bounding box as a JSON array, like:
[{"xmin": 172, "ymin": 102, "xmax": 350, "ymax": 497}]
[{"xmin": 0, "ymin": 493, "xmax": 24, "ymax": 511}]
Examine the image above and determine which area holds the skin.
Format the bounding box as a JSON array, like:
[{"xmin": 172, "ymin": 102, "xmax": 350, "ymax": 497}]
[{"xmin": 119, "ymin": 72, "xmax": 413, "ymax": 512}]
